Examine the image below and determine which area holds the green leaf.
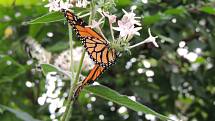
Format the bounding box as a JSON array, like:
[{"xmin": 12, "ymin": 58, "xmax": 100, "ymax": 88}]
[
  {"xmin": 164, "ymin": 7, "xmax": 186, "ymax": 15},
  {"xmin": 143, "ymin": 14, "xmax": 162, "ymax": 25},
  {"xmin": 195, "ymin": 57, "xmax": 205, "ymax": 63},
  {"xmin": 24, "ymin": 11, "xmax": 64, "ymax": 25},
  {"xmin": 143, "ymin": 13, "xmax": 171, "ymax": 25},
  {"xmin": 144, "ymin": 7, "xmax": 186, "ymax": 26},
  {"xmin": 46, "ymin": 41, "xmax": 69, "ymax": 52},
  {"xmin": 0, "ymin": 104, "xmax": 40, "ymax": 121},
  {"xmin": 0, "ymin": 55, "xmax": 26, "ymax": 81},
  {"xmin": 41, "ymin": 64, "xmax": 59, "ymax": 75},
  {"xmin": 117, "ymin": 0, "xmax": 131, "ymax": 6},
  {"xmin": 0, "ymin": 0, "xmax": 39, "ymax": 6},
  {"xmin": 84, "ymin": 85, "xmax": 174, "ymax": 121},
  {"xmin": 200, "ymin": 6, "xmax": 215, "ymax": 15},
  {"xmin": 29, "ymin": 24, "xmax": 43, "ymax": 37}
]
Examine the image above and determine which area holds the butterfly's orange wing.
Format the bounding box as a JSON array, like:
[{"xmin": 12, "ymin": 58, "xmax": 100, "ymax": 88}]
[
  {"xmin": 73, "ymin": 64, "xmax": 105, "ymax": 99},
  {"xmin": 64, "ymin": 9, "xmax": 104, "ymax": 40},
  {"xmin": 84, "ymin": 37, "xmax": 116, "ymax": 67},
  {"xmin": 63, "ymin": 9, "xmax": 117, "ymax": 68}
]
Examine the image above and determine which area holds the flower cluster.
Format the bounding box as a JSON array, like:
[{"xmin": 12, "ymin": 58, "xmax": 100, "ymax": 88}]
[
  {"xmin": 177, "ymin": 41, "xmax": 200, "ymax": 64},
  {"xmin": 113, "ymin": 9, "xmax": 142, "ymax": 38},
  {"xmin": 25, "ymin": 37, "xmax": 93, "ymax": 72},
  {"xmin": 54, "ymin": 47, "xmax": 94, "ymax": 72},
  {"xmin": 44, "ymin": 0, "xmax": 159, "ymax": 51},
  {"xmin": 44, "ymin": 0, "xmax": 90, "ymax": 12},
  {"xmin": 37, "ymin": 72, "xmax": 66, "ymax": 121},
  {"xmin": 25, "ymin": 37, "xmax": 52, "ymax": 64},
  {"xmin": 90, "ymin": 8, "xmax": 159, "ymax": 52}
]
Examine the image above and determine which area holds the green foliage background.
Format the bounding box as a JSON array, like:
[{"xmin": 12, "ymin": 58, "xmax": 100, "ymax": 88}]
[{"xmin": 0, "ymin": 0, "xmax": 215, "ymax": 121}]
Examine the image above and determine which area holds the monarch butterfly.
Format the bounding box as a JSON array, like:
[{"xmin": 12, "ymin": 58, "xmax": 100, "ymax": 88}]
[{"xmin": 63, "ymin": 9, "xmax": 117, "ymax": 98}]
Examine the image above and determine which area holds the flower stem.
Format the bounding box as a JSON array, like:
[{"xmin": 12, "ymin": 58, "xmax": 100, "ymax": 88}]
[
  {"xmin": 97, "ymin": 26, "xmax": 109, "ymax": 43},
  {"xmin": 79, "ymin": 13, "xmax": 90, "ymax": 18},
  {"xmin": 128, "ymin": 39, "xmax": 148, "ymax": 49},
  {"xmin": 109, "ymin": 21, "xmax": 115, "ymax": 42},
  {"xmin": 89, "ymin": 0, "xmax": 95, "ymax": 25}
]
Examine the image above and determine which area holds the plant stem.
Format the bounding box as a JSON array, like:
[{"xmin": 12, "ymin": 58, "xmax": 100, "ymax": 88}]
[
  {"xmin": 69, "ymin": 24, "xmax": 75, "ymax": 79},
  {"xmin": 62, "ymin": 1, "xmax": 96, "ymax": 121},
  {"xmin": 74, "ymin": 50, "xmax": 86, "ymax": 85},
  {"xmin": 64, "ymin": 40, "xmax": 86, "ymax": 121},
  {"xmin": 60, "ymin": 24, "xmax": 75, "ymax": 121},
  {"xmin": 64, "ymin": 99, "xmax": 73, "ymax": 121}
]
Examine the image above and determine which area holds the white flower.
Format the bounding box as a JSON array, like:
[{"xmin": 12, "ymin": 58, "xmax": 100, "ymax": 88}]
[
  {"xmin": 25, "ymin": 37, "xmax": 52, "ymax": 64},
  {"xmin": 54, "ymin": 50, "xmax": 71, "ymax": 71},
  {"xmin": 38, "ymin": 72, "xmax": 66, "ymax": 120},
  {"xmin": 103, "ymin": 12, "xmax": 116, "ymax": 24},
  {"xmin": 76, "ymin": 0, "xmax": 90, "ymax": 8},
  {"xmin": 90, "ymin": 20, "xmax": 104, "ymax": 28},
  {"xmin": 144, "ymin": 28, "xmax": 159, "ymax": 47},
  {"xmin": 142, "ymin": 0, "xmax": 148, "ymax": 4},
  {"xmin": 113, "ymin": 9, "xmax": 142, "ymax": 37},
  {"xmin": 44, "ymin": 0, "xmax": 89, "ymax": 12},
  {"xmin": 145, "ymin": 114, "xmax": 156, "ymax": 121},
  {"xmin": 128, "ymin": 28, "xmax": 159, "ymax": 49},
  {"xmin": 122, "ymin": 9, "xmax": 141, "ymax": 26},
  {"xmin": 44, "ymin": 0, "xmax": 61, "ymax": 12},
  {"xmin": 184, "ymin": 52, "xmax": 198, "ymax": 62},
  {"xmin": 59, "ymin": 0, "xmax": 72, "ymax": 10},
  {"xmin": 113, "ymin": 21, "xmax": 142, "ymax": 37}
]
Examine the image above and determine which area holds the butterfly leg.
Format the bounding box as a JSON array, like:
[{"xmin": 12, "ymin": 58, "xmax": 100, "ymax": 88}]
[
  {"xmin": 73, "ymin": 77, "xmax": 96, "ymax": 100},
  {"xmin": 73, "ymin": 81, "xmax": 89, "ymax": 100},
  {"xmin": 73, "ymin": 84, "xmax": 83, "ymax": 100}
]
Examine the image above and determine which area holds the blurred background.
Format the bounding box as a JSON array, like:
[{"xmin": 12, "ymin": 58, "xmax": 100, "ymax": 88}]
[{"xmin": 0, "ymin": 0, "xmax": 215, "ymax": 121}]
